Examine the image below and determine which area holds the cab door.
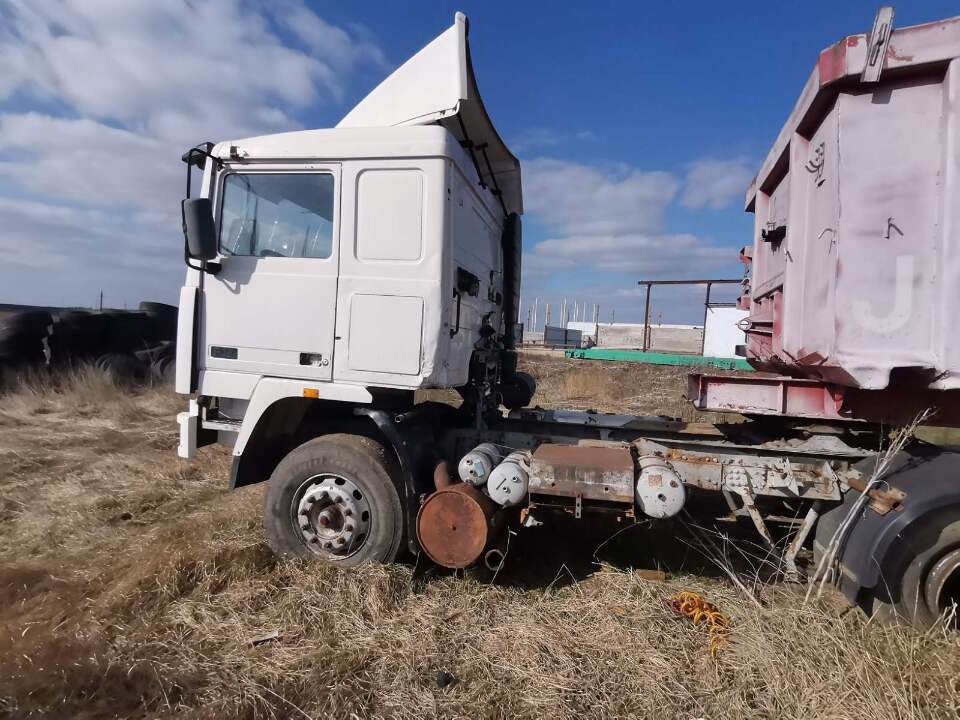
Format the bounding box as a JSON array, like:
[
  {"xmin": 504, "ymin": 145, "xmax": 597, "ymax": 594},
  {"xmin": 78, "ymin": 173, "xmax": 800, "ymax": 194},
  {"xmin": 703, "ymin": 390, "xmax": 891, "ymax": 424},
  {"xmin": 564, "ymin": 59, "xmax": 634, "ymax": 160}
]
[{"xmin": 200, "ymin": 164, "xmax": 341, "ymax": 381}]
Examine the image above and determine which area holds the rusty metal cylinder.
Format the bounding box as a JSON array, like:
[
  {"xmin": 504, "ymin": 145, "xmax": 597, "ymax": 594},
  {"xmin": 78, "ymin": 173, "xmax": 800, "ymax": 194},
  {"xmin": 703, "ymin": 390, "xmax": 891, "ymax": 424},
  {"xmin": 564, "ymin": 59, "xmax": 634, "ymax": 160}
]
[
  {"xmin": 433, "ymin": 459, "xmax": 455, "ymax": 490},
  {"xmin": 416, "ymin": 483, "xmax": 498, "ymax": 569}
]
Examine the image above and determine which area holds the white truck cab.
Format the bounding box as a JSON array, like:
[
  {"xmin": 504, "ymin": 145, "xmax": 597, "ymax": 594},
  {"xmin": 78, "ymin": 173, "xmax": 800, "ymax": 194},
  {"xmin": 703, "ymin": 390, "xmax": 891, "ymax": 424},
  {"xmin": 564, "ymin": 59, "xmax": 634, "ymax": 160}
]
[{"xmin": 176, "ymin": 13, "xmax": 528, "ymax": 470}]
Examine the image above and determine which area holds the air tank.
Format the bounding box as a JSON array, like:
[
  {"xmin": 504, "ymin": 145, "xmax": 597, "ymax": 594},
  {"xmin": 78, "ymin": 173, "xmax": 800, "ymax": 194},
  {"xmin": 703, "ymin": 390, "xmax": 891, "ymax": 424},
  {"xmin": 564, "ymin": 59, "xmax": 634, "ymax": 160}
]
[
  {"xmin": 486, "ymin": 450, "xmax": 531, "ymax": 507},
  {"xmin": 457, "ymin": 443, "xmax": 503, "ymax": 486}
]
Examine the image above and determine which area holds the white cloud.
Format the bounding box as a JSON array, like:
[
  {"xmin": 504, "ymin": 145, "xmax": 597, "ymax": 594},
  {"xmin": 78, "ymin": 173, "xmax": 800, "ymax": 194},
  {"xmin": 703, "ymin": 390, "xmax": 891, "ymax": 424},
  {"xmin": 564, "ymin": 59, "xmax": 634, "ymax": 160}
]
[
  {"xmin": 0, "ymin": 0, "xmax": 385, "ymax": 307},
  {"xmin": 530, "ymin": 233, "xmax": 732, "ymax": 275},
  {"xmin": 0, "ymin": 113, "xmax": 179, "ymax": 216},
  {"xmin": 524, "ymin": 158, "xmax": 678, "ymax": 236},
  {"xmin": 522, "ymin": 157, "xmax": 734, "ymax": 280},
  {"xmin": 681, "ymin": 157, "xmax": 755, "ymax": 210},
  {"xmin": 511, "ymin": 128, "xmax": 562, "ymax": 153},
  {"xmin": 511, "ymin": 128, "xmax": 601, "ymax": 153},
  {"xmin": 0, "ymin": 0, "xmax": 385, "ymax": 144},
  {"xmin": 0, "ymin": 195, "xmax": 181, "ymax": 308}
]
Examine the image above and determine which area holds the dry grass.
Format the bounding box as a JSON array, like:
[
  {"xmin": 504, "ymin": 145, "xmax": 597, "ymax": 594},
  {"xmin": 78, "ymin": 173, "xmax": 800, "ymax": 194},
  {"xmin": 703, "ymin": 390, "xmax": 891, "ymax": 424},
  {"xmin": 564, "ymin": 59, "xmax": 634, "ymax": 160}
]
[
  {"xmin": 1, "ymin": 359, "xmax": 958, "ymax": 719},
  {"xmin": 518, "ymin": 353, "xmax": 732, "ymax": 421}
]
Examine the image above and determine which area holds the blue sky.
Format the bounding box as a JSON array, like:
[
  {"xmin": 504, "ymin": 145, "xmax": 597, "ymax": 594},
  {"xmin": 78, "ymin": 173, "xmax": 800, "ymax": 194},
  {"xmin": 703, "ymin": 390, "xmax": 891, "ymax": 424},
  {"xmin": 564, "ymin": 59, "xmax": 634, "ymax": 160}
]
[{"xmin": 1, "ymin": 0, "xmax": 956, "ymax": 322}]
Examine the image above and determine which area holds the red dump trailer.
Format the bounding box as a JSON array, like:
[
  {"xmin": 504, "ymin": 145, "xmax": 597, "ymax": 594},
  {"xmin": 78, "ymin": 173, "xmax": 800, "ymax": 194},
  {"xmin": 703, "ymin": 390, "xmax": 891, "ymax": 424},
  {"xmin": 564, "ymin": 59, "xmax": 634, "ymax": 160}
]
[{"xmin": 692, "ymin": 12, "xmax": 960, "ymax": 428}]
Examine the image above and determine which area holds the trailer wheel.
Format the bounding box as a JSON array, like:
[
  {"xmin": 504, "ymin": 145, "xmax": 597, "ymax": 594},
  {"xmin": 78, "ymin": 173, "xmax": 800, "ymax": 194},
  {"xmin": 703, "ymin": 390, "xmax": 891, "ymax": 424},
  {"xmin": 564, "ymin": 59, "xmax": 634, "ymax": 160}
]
[
  {"xmin": 872, "ymin": 512, "xmax": 960, "ymax": 628},
  {"xmin": 263, "ymin": 434, "xmax": 405, "ymax": 565}
]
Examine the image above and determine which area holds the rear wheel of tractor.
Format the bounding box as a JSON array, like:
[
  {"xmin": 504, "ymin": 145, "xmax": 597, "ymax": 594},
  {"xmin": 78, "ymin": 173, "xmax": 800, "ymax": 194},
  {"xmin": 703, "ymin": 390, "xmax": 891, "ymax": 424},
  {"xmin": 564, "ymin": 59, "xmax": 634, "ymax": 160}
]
[
  {"xmin": 871, "ymin": 511, "xmax": 960, "ymax": 628},
  {"xmin": 264, "ymin": 434, "xmax": 405, "ymax": 566}
]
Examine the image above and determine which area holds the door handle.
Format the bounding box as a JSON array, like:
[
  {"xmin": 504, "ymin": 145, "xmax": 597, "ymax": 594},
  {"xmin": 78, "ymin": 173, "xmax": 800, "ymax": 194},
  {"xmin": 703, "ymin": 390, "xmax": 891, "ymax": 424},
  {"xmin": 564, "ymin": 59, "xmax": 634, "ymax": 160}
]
[{"xmin": 450, "ymin": 289, "xmax": 461, "ymax": 338}]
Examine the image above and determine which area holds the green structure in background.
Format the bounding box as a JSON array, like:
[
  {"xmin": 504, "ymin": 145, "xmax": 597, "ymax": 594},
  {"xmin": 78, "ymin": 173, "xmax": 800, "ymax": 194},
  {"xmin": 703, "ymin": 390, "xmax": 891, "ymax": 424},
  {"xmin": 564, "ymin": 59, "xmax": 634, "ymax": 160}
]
[{"xmin": 565, "ymin": 348, "xmax": 754, "ymax": 371}]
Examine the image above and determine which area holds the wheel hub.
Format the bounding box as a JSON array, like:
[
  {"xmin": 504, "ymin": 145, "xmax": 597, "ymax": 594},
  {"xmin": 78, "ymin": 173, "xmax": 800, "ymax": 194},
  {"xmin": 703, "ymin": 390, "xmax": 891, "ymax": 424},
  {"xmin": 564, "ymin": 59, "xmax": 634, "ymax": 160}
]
[
  {"xmin": 925, "ymin": 546, "xmax": 960, "ymax": 622},
  {"xmin": 294, "ymin": 474, "xmax": 372, "ymax": 558}
]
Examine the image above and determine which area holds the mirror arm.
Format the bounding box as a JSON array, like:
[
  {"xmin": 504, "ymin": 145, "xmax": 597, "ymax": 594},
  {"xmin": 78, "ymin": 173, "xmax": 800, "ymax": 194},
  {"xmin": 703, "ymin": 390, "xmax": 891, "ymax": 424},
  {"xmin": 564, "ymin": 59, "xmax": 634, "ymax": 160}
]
[{"xmin": 182, "ymin": 245, "xmax": 220, "ymax": 275}]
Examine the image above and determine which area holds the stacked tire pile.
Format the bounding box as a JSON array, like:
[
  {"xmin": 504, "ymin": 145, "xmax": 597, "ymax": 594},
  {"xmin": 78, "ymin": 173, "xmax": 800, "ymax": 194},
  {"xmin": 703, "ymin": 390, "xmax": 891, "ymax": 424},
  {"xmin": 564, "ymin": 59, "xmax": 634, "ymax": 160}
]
[
  {"xmin": 0, "ymin": 302, "xmax": 177, "ymax": 384},
  {"xmin": 0, "ymin": 311, "xmax": 52, "ymax": 368}
]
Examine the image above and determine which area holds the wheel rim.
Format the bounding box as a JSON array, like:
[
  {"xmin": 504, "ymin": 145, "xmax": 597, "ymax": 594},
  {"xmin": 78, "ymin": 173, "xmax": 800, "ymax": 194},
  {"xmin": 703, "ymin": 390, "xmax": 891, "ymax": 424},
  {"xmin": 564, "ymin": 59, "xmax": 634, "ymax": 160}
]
[
  {"xmin": 925, "ymin": 546, "xmax": 960, "ymax": 623},
  {"xmin": 292, "ymin": 473, "xmax": 372, "ymax": 559}
]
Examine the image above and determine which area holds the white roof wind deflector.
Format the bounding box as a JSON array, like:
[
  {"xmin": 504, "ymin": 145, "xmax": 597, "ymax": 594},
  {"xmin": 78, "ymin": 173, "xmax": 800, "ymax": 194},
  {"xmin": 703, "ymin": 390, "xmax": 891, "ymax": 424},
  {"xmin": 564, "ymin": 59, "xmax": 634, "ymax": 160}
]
[{"xmin": 337, "ymin": 12, "xmax": 522, "ymax": 216}]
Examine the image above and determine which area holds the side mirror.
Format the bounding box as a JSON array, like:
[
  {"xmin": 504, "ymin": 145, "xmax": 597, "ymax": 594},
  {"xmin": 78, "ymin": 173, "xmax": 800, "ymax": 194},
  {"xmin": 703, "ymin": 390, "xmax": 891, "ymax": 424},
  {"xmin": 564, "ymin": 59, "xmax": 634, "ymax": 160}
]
[{"xmin": 182, "ymin": 198, "xmax": 218, "ymax": 261}]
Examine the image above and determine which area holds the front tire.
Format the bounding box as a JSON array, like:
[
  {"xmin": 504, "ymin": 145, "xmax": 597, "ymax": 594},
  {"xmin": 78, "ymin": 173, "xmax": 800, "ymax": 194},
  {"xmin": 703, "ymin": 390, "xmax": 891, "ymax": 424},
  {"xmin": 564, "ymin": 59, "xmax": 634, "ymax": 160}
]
[{"xmin": 264, "ymin": 434, "xmax": 405, "ymax": 565}]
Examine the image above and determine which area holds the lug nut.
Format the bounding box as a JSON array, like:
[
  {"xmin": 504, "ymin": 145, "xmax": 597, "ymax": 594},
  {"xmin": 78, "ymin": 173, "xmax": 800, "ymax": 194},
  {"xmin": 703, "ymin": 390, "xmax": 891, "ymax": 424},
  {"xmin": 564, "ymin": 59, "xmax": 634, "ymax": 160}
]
[
  {"xmin": 336, "ymin": 537, "xmax": 345, "ymax": 545},
  {"xmin": 324, "ymin": 541, "xmax": 333, "ymax": 549},
  {"xmin": 343, "ymin": 508, "xmax": 353, "ymax": 517},
  {"xmin": 309, "ymin": 536, "xmax": 319, "ymax": 543}
]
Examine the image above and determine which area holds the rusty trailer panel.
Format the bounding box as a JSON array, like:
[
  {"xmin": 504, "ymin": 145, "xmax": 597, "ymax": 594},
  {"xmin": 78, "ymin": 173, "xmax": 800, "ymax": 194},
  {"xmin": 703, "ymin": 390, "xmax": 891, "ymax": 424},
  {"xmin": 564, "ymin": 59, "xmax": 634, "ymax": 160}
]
[
  {"xmin": 740, "ymin": 13, "xmax": 960, "ymax": 401},
  {"xmin": 528, "ymin": 444, "xmax": 635, "ymax": 505},
  {"xmin": 688, "ymin": 373, "xmax": 960, "ymax": 427}
]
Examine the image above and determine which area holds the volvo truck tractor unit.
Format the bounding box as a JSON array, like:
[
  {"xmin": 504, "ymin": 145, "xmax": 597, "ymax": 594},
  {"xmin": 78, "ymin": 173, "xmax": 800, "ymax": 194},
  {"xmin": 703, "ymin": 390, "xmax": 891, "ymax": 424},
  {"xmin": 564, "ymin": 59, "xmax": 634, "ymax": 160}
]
[{"xmin": 176, "ymin": 12, "xmax": 960, "ymax": 627}]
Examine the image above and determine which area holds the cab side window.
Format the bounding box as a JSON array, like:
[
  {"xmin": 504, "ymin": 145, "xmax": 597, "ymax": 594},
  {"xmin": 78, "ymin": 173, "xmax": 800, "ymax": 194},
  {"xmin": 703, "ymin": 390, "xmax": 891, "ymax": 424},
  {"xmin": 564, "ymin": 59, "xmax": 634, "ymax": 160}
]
[{"xmin": 220, "ymin": 173, "xmax": 335, "ymax": 258}]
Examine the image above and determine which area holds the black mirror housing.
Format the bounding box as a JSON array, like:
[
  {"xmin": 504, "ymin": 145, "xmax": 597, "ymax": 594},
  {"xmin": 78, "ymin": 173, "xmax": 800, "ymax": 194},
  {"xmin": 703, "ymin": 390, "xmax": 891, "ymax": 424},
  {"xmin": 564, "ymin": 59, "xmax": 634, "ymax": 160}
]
[{"xmin": 182, "ymin": 198, "xmax": 218, "ymax": 261}]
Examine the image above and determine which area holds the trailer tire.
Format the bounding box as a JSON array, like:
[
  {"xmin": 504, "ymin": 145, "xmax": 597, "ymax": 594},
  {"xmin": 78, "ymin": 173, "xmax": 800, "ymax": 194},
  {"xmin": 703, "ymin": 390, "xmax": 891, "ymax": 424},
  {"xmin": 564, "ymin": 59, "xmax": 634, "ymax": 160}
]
[
  {"xmin": 264, "ymin": 434, "xmax": 405, "ymax": 566},
  {"xmin": 0, "ymin": 311, "xmax": 52, "ymax": 340},
  {"xmin": 870, "ymin": 511, "xmax": 960, "ymax": 627},
  {"xmin": 138, "ymin": 302, "xmax": 178, "ymax": 340}
]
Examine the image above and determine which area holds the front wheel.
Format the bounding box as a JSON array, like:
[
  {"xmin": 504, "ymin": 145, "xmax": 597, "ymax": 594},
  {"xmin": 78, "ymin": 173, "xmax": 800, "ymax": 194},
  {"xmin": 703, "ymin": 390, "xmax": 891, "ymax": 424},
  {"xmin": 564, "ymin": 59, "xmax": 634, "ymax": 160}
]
[{"xmin": 264, "ymin": 434, "xmax": 405, "ymax": 565}]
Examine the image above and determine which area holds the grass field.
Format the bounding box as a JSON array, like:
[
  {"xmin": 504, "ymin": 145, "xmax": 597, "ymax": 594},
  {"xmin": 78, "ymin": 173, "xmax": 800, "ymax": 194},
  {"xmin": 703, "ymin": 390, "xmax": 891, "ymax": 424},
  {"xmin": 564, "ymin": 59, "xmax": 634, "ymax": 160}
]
[{"xmin": 1, "ymin": 358, "xmax": 958, "ymax": 719}]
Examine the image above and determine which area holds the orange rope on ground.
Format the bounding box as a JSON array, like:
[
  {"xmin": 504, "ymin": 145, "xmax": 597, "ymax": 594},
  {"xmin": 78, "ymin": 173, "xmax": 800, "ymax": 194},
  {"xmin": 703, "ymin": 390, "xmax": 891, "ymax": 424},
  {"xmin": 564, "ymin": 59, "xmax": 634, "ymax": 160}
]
[{"xmin": 669, "ymin": 591, "xmax": 730, "ymax": 657}]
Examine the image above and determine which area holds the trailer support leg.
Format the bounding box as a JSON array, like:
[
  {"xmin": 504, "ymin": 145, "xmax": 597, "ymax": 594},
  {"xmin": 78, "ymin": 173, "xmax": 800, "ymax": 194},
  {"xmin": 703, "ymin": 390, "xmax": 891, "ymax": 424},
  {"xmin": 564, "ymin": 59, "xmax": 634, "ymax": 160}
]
[
  {"xmin": 733, "ymin": 487, "xmax": 775, "ymax": 548},
  {"xmin": 784, "ymin": 504, "xmax": 820, "ymax": 582}
]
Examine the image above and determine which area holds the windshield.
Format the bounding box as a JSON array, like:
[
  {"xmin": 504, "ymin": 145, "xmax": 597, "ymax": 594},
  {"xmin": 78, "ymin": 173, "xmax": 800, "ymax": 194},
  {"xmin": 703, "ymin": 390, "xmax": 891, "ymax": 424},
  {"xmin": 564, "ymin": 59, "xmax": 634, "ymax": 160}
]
[{"xmin": 219, "ymin": 173, "xmax": 335, "ymax": 258}]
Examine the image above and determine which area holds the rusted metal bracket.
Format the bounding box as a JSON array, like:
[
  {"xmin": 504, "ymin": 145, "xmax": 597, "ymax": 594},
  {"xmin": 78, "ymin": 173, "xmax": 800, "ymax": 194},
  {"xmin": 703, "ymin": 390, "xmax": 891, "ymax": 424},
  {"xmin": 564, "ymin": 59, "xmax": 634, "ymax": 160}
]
[{"xmin": 846, "ymin": 474, "xmax": 906, "ymax": 515}]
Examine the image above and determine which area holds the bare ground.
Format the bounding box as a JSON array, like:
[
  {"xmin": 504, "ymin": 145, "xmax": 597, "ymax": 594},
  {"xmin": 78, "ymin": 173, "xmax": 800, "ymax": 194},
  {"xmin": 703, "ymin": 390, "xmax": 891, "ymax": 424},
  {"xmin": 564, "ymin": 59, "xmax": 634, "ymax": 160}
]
[{"xmin": 0, "ymin": 359, "xmax": 958, "ymax": 719}]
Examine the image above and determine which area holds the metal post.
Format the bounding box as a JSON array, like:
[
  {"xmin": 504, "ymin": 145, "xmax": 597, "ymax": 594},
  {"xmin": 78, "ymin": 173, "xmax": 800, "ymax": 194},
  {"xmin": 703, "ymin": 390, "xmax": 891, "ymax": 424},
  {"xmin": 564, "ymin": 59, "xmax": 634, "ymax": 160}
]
[
  {"xmin": 642, "ymin": 283, "xmax": 652, "ymax": 352},
  {"xmin": 544, "ymin": 303, "xmax": 551, "ymax": 328},
  {"xmin": 636, "ymin": 278, "xmax": 741, "ymax": 354},
  {"xmin": 701, "ymin": 282, "xmax": 713, "ymax": 356}
]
